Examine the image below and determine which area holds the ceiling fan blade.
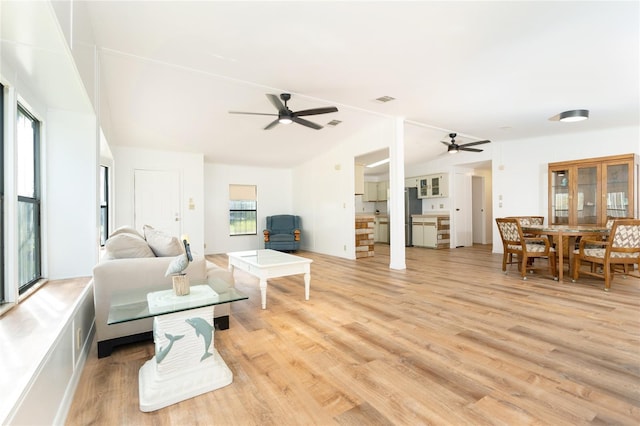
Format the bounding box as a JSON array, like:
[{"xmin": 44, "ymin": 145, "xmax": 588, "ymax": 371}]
[
  {"xmin": 294, "ymin": 106, "xmax": 339, "ymax": 117},
  {"xmin": 459, "ymin": 147, "xmax": 483, "ymax": 152},
  {"xmin": 264, "ymin": 119, "xmax": 280, "ymax": 130},
  {"xmin": 292, "ymin": 116, "xmax": 323, "ymax": 130},
  {"xmin": 441, "ymin": 140, "xmax": 451, "ymax": 146},
  {"xmin": 460, "ymin": 139, "xmax": 491, "ymax": 147},
  {"xmin": 229, "ymin": 111, "xmax": 278, "ymax": 116},
  {"xmin": 266, "ymin": 94, "xmax": 286, "ymax": 113}
]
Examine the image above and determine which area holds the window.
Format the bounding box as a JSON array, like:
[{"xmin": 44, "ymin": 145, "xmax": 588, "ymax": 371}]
[
  {"xmin": 99, "ymin": 165, "xmax": 109, "ymax": 246},
  {"xmin": 229, "ymin": 184, "xmax": 257, "ymax": 235},
  {"xmin": 17, "ymin": 105, "xmax": 41, "ymax": 293}
]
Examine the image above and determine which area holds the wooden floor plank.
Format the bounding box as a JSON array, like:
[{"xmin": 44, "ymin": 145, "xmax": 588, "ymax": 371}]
[{"xmin": 66, "ymin": 244, "xmax": 640, "ymax": 425}]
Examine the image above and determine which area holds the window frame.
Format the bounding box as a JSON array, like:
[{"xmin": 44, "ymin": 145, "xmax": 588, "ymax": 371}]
[
  {"xmin": 229, "ymin": 184, "xmax": 257, "ymax": 236},
  {"xmin": 99, "ymin": 165, "xmax": 109, "ymax": 246},
  {"xmin": 16, "ymin": 104, "xmax": 42, "ymax": 293}
]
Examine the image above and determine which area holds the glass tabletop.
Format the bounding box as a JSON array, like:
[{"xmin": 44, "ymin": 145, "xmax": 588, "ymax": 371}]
[
  {"xmin": 521, "ymin": 224, "xmax": 609, "ymax": 233},
  {"xmin": 108, "ymin": 278, "xmax": 248, "ymax": 325},
  {"xmin": 227, "ymin": 249, "xmax": 312, "ymax": 266}
]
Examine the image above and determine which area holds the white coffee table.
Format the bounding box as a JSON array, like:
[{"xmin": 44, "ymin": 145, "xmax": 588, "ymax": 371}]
[{"xmin": 227, "ymin": 249, "xmax": 312, "ymax": 309}]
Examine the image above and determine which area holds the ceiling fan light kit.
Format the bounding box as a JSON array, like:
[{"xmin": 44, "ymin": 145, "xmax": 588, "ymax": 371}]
[
  {"xmin": 229, "ymin": 93, "xmax": 338, "ymax": 130},
  {"xmin": 559, "ymin": 109, "xmax": 589, "ymax": 122}
]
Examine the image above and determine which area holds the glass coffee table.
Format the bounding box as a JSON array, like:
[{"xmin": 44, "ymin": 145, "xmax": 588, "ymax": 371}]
[{"xmin": 108, "ymin": 279, "xmax": 247, "ymax": 412}]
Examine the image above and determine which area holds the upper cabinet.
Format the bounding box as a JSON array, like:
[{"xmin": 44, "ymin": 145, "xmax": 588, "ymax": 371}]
[
  {"xmin": 418, "ymin": 173, "xmax": 448, "ymax": 198},
  {"xmin": 549, "ymin": 153, "xmax": 637, "ymax": 226},
  {"xmin": 364, "ymin": 181, "xmax": 388, "ymax": 202},
  {"xmin": 354, "ymin": 163, "xmax": 365, "ymax": 195},
  {"xmin": 405, "ymin": 177, "xmax": 419, "ymax": 189}
]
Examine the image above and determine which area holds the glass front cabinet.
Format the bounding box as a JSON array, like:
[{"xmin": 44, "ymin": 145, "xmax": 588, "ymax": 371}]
[
  {"xmin": 418, "ymin": 173, "xmax": 448, "ymax": 199},
  {"xmin": 548, "ymin": 153, "xmax": 638, "ymax": 226}
]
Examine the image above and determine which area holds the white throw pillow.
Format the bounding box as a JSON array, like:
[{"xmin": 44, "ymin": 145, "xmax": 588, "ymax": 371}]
[
  {"xmin": 143, "ymin": 225, "xmax": 184, "ymax": 257},
  {"xmin": 104, "ymin": 233, "xmax": 155, "ymax": 259},
  {"xmin": 109, "ymin": 225, "xmax": 143, "ymax": 239}
]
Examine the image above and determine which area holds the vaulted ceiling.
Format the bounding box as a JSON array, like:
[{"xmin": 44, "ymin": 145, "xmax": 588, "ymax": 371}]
[{"xmin": 4, "ymin": 2, "xmax": 640, "ymax": 171}]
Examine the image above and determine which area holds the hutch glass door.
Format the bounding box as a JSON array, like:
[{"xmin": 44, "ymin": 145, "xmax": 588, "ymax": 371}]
[
  {"xmin": 606, "ymin": 163, "xmax": 630, "ymax": 218},
  {"xmin": 551, "ymin": 168, "xmax": 570, "ymax": 224},
  {"xmin": 576, "ymin": 165, "xmax": 598, "ymax": 224}
]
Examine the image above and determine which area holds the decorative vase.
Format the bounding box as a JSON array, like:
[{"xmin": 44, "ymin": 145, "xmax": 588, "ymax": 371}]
[{"xmin": 172, "ymin": 274, "xmax": 190, "ymax": 296}]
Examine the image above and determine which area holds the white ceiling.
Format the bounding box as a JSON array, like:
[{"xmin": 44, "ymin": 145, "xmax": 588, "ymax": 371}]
[{"xmin": 5, "ymin": 2, "xmax": 640, "ymax": 171}]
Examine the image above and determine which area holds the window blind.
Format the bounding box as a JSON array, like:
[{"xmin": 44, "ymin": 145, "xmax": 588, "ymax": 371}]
[{"xmin": 229, "ymin": 184, "xmax": 256, "ymax": 200}]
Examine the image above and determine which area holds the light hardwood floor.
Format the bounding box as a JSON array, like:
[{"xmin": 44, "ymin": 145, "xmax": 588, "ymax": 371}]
[{"xmin": 67, "ymin": 244, "xmax": 640, "ymax": 425}]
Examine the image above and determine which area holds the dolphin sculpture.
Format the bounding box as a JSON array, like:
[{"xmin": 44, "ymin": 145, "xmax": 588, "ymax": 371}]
[
  {"xmin": 156, "ymin": 333, "xmax": 185, "ymax": 363},
  {"xmin": 185, "ymin": 317, "xmax": 214, "ymax": 361}
]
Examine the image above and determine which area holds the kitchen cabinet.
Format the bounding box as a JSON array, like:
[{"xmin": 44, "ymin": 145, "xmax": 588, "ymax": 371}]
[
  {"xmin": 377, "ymin": 181, "xmax": 389, "ymax": 201},
  {"xmin": 411, "ymin": 214, "xmax": 450, "ymax": 249},
  {"xmin": 364, "ymin": 182, "xmax": 377, "ymax": 201},
  {"xmin": 374, "ymin": 216, "xmax": 389, "ymax": 243},
  {"xmin": 364, "ymin": 181, "xmax": 388, "ymax": 202},
  {"xmin": 549, "ymin": 153, "xmax": 637, "ymax": 226},
  {"xmin": 418, "ymin": 174, "xmax": 448, "ymax": 198},
  {"xmin": 354, "ymin": 163, "xmax": 365, "ymax": 195},
  {"xmin": 405, "ymin": 177, "xmax": 419, "ymax": 189}
]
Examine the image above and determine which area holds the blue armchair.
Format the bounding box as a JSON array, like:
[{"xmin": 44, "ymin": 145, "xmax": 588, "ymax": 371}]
[{"xmin": 263, "ymin": 215, "xmax": 301, "ymax": 252}]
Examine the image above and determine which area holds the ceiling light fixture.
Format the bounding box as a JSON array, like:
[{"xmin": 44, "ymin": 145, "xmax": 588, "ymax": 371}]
[
  {"xmin": 559, "ymin": 109, "xmax": 589, "ymax": 122},
  {"xmin": 366, "ymin": 158, "xmax": 390, "ymax": 168},
  {"xmin": 448, "ymin": 145, "xmax": 459, "ymax": 154},
  {"xmin": 278, "ymin": 117, "xmax": 293, "ymax": 124}
]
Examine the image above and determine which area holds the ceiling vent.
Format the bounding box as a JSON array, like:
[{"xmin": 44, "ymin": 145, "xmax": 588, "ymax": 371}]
[
  {"xmin": 375, "ymin": 95, "xmax": 396, "ymax": 103},
  {"xmin": 326, "ymin": 119, "xmax": 342, "ymax": 127}
]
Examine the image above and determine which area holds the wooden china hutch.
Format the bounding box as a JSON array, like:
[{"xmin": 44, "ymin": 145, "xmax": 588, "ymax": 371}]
[{"xmin": 548, "ymin": 153, "xmax": 638, "ymax": 226}]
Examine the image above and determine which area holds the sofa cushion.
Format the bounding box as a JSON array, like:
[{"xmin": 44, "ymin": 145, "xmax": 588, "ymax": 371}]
[
  {"xmin": 143, "ymin": 225, "xmax": 183, "ymax": 257},
  {"xmin": 109, "ymin": 225, "xmax": 143, "ymax": 239},
  {"xmin": 104, "ymin": 233, "xmax": 155, "ymax": 259}
]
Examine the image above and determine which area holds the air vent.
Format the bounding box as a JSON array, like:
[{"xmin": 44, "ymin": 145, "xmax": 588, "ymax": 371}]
[
  {"xmin": 326, "ymin": 119, "xmax": 342, "ymax": 127},
  {"xmin": 375, "ymin": 95, "xmax": 396, "ymax": 103}
]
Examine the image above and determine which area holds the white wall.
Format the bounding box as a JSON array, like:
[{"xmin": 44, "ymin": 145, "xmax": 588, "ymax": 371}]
[
  {"xmin": 110, "ymin": 146, "xmax": 206, "ymax": 254},
  {"xmin": 203, "ymin": 163, "xmax": 292, "ymax": 254},
  {"xmin": 491, "ymin": 126, "xmax": 639, "ymax": 228},
  {"xmin": 292, "ymin": 119, "xmax": 392, "ymax": 259},
  {"xmin": 46, "ymin": 109, "xmax": 99, "ymax": 278},
  {"xmin": 1, "ymin": 1, "xmax": 99, "ymax": 281}
]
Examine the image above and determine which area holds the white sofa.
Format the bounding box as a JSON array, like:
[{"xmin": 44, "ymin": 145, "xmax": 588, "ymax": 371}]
[{"xmin": 93, "ymin": 226, "xmax": 234, "ymax": 357}]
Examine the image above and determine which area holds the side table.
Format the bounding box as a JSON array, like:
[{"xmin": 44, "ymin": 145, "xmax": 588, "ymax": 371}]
[{"xmin": 108, "ymin": 280, "xmax": 248, "ymax": 411}]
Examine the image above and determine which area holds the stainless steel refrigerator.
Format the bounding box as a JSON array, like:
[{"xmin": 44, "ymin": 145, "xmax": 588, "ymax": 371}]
[{"xmin": 404, "ymin": 187, "xmax": 422, "ymax": 246}]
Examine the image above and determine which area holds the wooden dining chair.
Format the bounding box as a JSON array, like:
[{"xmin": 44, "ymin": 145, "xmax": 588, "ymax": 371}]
[
  {"xmin": 572, "ymin": 218, "xmax": 640, "ymax": 291},
  {"xmin": 496, "ymin": 217, "xmax": 557, "ymax": 280},
  {"xmin": 506, "ymin": 216, "xmax": 546, "ymax": 265},
  {"xmin": 508, "ymin": 216, "xmax": 544, "ymax": 227}
]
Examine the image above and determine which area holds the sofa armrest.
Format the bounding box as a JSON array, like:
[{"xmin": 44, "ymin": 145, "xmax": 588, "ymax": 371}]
[
  {"xmin": 206, "ymin": 261, "xmax": 235, "ymax": 288},
  {"xmin": 93, "ymin": 256, "xmax": 207, "ymax": 345}
]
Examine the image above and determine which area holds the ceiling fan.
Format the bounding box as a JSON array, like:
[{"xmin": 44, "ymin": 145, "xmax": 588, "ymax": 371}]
[
  {"xmin": 441, "ymin": 133, "xmax": 491, "ymax": 154},
  {"xmin": 229, "ymin": 93, "xmax": 338, "ymax": 130}
]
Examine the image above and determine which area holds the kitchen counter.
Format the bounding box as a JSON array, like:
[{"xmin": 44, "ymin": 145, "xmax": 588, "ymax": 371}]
[
  {"xmin": 355, "ymin": 215, "xmax": 375, "ymax": 258},
  {"xmin": 411, "ymin": 214, "xmax": 450, "ymax": 249}
]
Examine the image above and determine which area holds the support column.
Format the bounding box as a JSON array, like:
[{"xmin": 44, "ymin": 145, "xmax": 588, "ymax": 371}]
[{"xmin": 389, "ymin": 117, "xmax": 407, "ymax": 270}]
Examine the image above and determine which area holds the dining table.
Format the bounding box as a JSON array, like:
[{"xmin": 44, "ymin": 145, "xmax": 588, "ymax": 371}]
[{"xmin": 521, "ymin": 224, "xmax": 610, "ymax": 281}]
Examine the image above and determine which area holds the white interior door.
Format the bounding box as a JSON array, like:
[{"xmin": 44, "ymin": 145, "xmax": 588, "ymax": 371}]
[
  {"xmin": 472, "ymin": 176, "xmax": 486, "ymax": 244},
  {"xmin": 134, "ymin": 169, "xmax": 182, "ymax": 236},
  {"xmin": 454, "ymin": 171, "xmax": 473, "ymax": 247}
]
